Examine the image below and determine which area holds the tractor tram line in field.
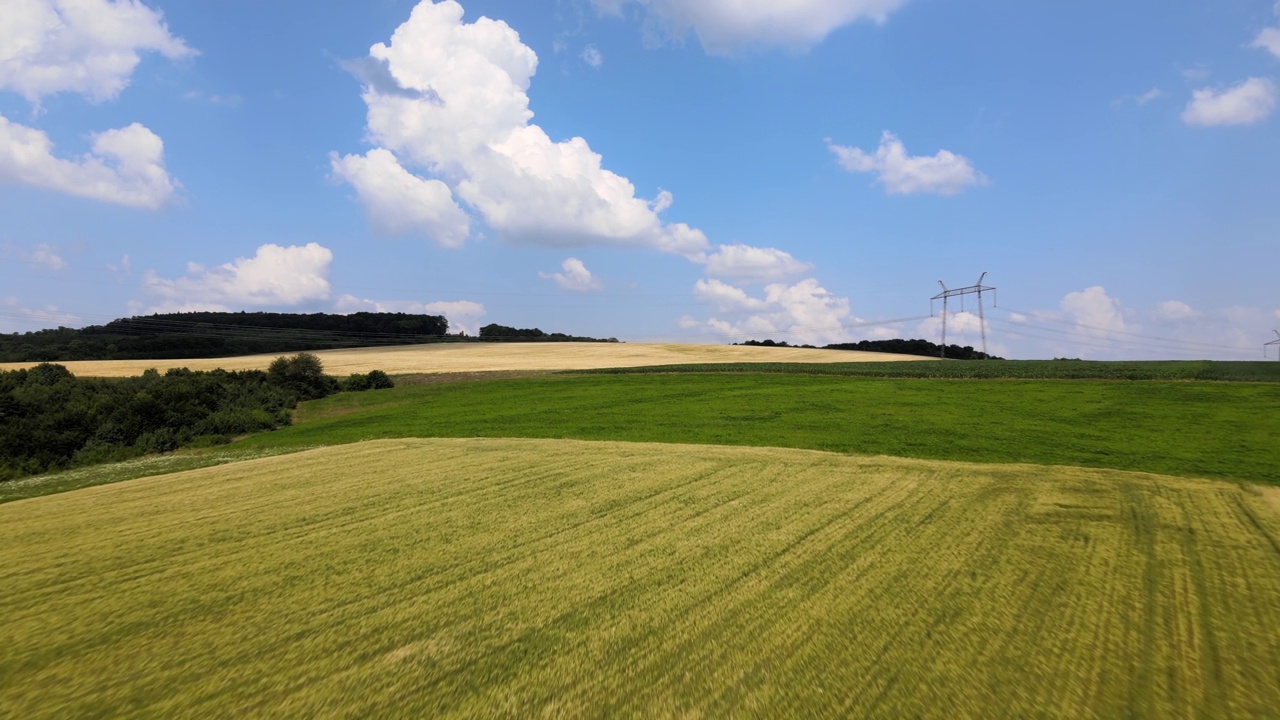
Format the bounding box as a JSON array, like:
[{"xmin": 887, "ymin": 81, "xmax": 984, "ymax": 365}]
[
  {"xmin": 4, "ymin": 439, "xmax": 1280, "ymax": 717},
  {"xmin": 3, "ymin": 347, "xmax": 1280, "ymax": 717}
]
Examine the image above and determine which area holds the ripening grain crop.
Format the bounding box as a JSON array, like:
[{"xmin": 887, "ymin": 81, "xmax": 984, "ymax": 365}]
[
  {"xmin": 3, "ymin": 439, "xmax": 1280, "ymax": 717},
  {"xmin": 0, "ymin": 342, "xmax": 928, "ymax": 377}
]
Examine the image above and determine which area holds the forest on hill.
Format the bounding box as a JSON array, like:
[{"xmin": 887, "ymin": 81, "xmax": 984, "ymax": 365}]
[
  {"xmin": 737, "ymin": 338, "xmax": 1003, "ymax": 360},
  {"xmin": 0, "ymin": 313, "xmax": 615, "ymax": 362}
]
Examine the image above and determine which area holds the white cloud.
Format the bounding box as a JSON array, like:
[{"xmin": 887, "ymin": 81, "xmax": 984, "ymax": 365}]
[
  {"xmin": 1181, "ymin": 66, "xmax": 1212, "ymax": 82},
  {"xmin": 592, "ymin": 0, "xmax": 909, "ymax": 54},
  {"xmin": 581, "ymin": 44, "xmax": 603, "ymax": 68},
  {"xmin": 0, "ymin": 297, "xmax": 79, "ymax": 331},
  {"xmin": 1254, "ymin": 27, "xmax": 1280, "ymax": 60},
  {"xmin": 693, "ymin": 278, "xmax": 768, "ymax": 313},
  {"xmin": 1061, "ymin": 285, "xmax": 1128, "ymax": 335},
  {"xmin": 334, "ymin": 294, "xmax": 486, "ymax": 334},
  {"xmin": 337, "ymin": 0, "xmax": 709, "ymax": 258},
  {"xmin": 991, "ymin": 292, "xmax": 1280, "ymax": 360},
  {"xmin": 700, "ymin": 243, "xmax": 813, "ymax": 281},
  {"xmin": 107, "ymin": 253, "xmax": 131, "ymax": 279},
  {"xmin": 0, "ymin": 0, "xmax": 194, "ymax": 105},
  {"xmin": 2, "ymin": 242, "xmax": 66, "ymax": 270},
  {"xmin": 1182, "ymin": 77, "xmax": 1278, "ymax": 126},
  {"xmin": 916, "ymin": 310, "xmax": 1003, "ymax": 353},
  {"xmin": 994, "ymin": 286, "xmax": 1134, "ymax": 360},
  {"xmin": 1115, "ymin": 88, "xmax": 1164, "ymax": 107},
  {"xmin": 141, "ymin": 243, "xmax": 333, "ymax": 312},
  {"xmin": 182, "ymin": 90, "xmax": 242, "ymax": 107},
  {"xmin": 1141, "ymin": 304, "xmax": 1271, "ymax": 358},
  {"xmin": 539, "ymin": 257, "xmax": 602, "ymax": 291},
  {"xmin": 686, "ymin": 277, "xmax": 854, "ymax": 345},
  {"xmin": 1135, "ymin": 88, "xmax": 1165, "ymax": 105},
  {"xmin": 0, "ymin": 115, "xmax": 179, "ymax": 208},
  {"xmin": 330, "ymin": 148, "xmax": 471, "ymax": 247},
  {"xmin": 1155, "ymin": 300, "xmax": 1198, "ymax": 322},
  {"xmin": 827, "ymin": 132, "xmax": 988, "ymax": 196}
]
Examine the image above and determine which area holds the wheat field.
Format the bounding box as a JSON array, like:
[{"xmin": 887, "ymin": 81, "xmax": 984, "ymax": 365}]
[
  {"xmin": 0, "ymin": 342, "xmax": 929, "ymax": 377},
  {"xmin": 4, "ymin": 438, "xmax": 1279, "ymax": 718}
]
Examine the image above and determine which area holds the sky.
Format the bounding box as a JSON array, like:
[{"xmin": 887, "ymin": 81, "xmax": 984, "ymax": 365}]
[{"xmin": 2, "ymin": 0, "xmax": 1279, "ymax": 360}]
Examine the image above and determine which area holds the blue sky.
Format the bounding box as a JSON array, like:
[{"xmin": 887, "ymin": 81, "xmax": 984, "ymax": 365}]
[{"xmin": 2, "ymin": 0, "xmax": 1279, "ymax": 359}]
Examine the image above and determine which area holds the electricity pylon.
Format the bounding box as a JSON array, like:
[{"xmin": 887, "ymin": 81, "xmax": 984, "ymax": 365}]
[{"xmin": 931, "ymin": 272, "xmax": 996, "ymax": 359}]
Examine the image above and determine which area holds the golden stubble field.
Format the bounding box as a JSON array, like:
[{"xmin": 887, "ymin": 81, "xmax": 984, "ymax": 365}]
[
  {"xmin": 0, "ymin": 342, "xmax": 930, "ymax": 377},
  {"xmin": 3, "ymin": 438, "xmax": 1279, "ymax": 718}
]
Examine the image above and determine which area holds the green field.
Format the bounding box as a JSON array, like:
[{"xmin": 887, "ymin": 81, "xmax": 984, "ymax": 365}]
[
  {"xmin": 5, "ymin": 439, "xmax": 1280, "ymax": 717},
  {"xmin": 225, "ymin": 373, "xmax": 1280, "ymax": 485},
  {"xmin": 10, "ymin": 369, "xmax": 1277, "ymax": 504},
  {"xmin": 583, "ymin": 359, "xmax": 1280, "ymax": 381},
  {"xmin": 6, "ymin": 363, "xmax": 1280, "ymax": 717}
]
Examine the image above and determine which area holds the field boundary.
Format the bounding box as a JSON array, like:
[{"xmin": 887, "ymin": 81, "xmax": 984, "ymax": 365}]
[{"xmin": 9, "ymin": 435, "xmax": 1272, "ymax": 507}]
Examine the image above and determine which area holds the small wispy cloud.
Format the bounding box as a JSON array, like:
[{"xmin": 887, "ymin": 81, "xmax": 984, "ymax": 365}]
[
  {"xmin": 1181, "ymin": 65, "xmax": 1212, "ymax": 82},
  {"xmin": 540, "ymin": 258, "xmax": 602, "ymax": 291},
  {"xmin": 1253, "ymin": 27, "xmax": 1280, "ymax": 59},
  {"xmin": 827, "ymin": 132, "xmax": 988, "ymax": 196},
  {"xmin": 1113, "ymin": 88, "xmax": 1164, "ymax": 108},
  {"xmin": 1182, "ymin": 77, "xmax": 1278, "ymax": 126},
  {"xmin": 182, "ymin": 90, "xmax": 243, "ymax": 107},
  {"xmin": 2, "ymin": 242, "xmax": 67, "ymax": 270},
  {"xmin": 107, "ymin": 254, "xmax": 132, "ymax": 280}
]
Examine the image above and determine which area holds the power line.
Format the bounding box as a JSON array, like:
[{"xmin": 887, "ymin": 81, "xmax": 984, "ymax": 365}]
[
  {"xmin": 989, "ymin": 321, "xmax": 1256, "ymax": 359},
  {"xmin": 993, "ymin": 306, "xmax": 1259, "ymax": 354}
]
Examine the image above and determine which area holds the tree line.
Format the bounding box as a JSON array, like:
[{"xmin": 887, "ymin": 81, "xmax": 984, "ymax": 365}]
[
  {"xmin": 0, "ymin": 353, "xmax": 391, "ymax": 482},
  {"xmin": 0, "ymin": 311, "xmax": 452, "ymax": 362},
  {"xmin": 477, "ymin": 324, "xmax": 619, "ymax": 343},
  {"xmin": 0, "ymin": 312, "xmax": 620, "ymax": 362},
  {"xmin": 737, "ymin": 338, "xmax": 1003, "ymax": 360}
]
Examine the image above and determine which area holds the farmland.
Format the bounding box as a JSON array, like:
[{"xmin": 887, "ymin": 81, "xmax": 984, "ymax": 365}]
[
  {"xmin": 0, "ymin": 341, "xmax": 925, "ymax": 377},
  {"xmin": 5, "ymin": 349, "xmax": 1280, "ymax": 717},
  {"xmin": 586, "ymin": 358, "xmax": 1280, "ymax": 382},
  {"xmin": 7, "ymin": 362, "xmax": 1279, "ymax": 504},
  {"xmin": 4, "ymin": 438, "xmax": 1280, "ymax": 717},
  {"xmin": 230, "ymin": 372, "xmax": 1280, "ymax": 485}
]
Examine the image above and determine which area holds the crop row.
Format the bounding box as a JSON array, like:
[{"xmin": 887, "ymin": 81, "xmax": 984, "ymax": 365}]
[{"xmin": 5, "ymin": 439, "xmax": 1279, "ymax": 717}]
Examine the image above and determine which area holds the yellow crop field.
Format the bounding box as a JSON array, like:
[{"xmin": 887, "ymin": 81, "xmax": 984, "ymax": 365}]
[
  {"xmin": 0, "ymin": 341, "xmax": 928, "ymax": 377},
  {"xmin": 3, "ymin": 438, "xmax": 1280, "ymax": 717}
]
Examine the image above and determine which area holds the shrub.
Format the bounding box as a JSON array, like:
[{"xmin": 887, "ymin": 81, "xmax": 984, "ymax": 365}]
[
  {"xmin": 341, "ymin": 370, "xmax": 394, "ymax": 392},
  {"xmin": 267, "ymin": 353, "xmax": 339, "ymax": 400},
  {"xmin": 342, "ymin": 373, "xmax": 372, "ymax": 392}
]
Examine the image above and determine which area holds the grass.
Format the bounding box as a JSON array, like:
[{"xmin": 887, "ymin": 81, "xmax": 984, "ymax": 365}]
[
  {"xmin": 582, "ymin": 359, "xmax": 1280, "ymax": 382},
  {"xmin": 0, "ymin": 446, "xmax": 319, "ymax": 504},
  {"xmin": 4, "ymin": 438, "xmax": 1280, "ymax": 717},
  {"xmin": 224, "ymin": 373, "xmax": 1280, "ymax": 485},
  {"xmin": 8, "ymin": 366, "xmax": 1278, "ymax": 504}
]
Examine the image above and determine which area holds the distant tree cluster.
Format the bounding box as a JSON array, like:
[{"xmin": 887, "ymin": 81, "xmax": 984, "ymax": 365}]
[
  {"xmin": 0, "ymin": 311, "xmax": 451, "ymax": 362},
  {"xmin": 478, "ymin": 324, "xmax": 619, "ymax": 343},
  {"xmin": 0, "ymin": 353, "xmax": 392, "ymax": 482},
  {"xmin": 737, "ymin": 338, "xmax": 1003, "ymax": 360},
  {"xmin": 0, "ymin": 312, "xmax": 622, "ymax": 362}
]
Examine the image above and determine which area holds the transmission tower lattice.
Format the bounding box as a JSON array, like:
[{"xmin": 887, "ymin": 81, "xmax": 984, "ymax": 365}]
[
  {"xmin": 1266, "ymin": 330, "xmax": 1280, "ymax": 361},
  {"xmin": 931, "ymin": 272, "xmax": 997, "ymax": 359}
]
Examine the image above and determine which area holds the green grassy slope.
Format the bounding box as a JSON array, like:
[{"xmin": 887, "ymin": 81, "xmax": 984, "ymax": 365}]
[
  {"xmin": 4, "ymin": 439, "xmax": 1280, "ymax": 718},
  {"xmin": 584, "ymin": 359, "xmax": 1280, "ymax": 381},
  {"xmin": 230, "ymin": 373, "xmax": 1280, "ymax": 485}
]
